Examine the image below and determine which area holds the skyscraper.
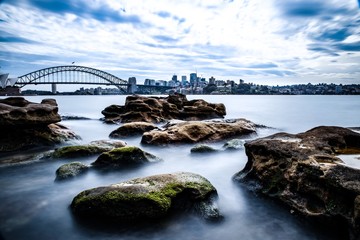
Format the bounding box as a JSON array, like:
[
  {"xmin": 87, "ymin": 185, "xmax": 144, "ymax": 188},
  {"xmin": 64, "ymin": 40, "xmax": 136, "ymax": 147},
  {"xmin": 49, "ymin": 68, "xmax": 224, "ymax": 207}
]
[{"xmin": 190, "ymin": 73, "xmax": 197, "ymax": 86}]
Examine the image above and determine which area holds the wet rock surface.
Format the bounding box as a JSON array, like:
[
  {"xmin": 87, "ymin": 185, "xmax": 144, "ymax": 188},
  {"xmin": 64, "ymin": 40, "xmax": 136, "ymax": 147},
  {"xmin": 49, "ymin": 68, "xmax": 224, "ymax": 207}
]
[
  {"xmin": 109, "ymin": 122, "xmax": 159, "ymax": 138},
  {"xmin": 234, "ymin": 126, "xmax": 360, "ymax": 240},
  {"xmin": 101, "ymin": 93, "xmax": 226, "ymax": 123},
  {"xmin": 191, "ymin": 144, "xmax": 218, "ymax": 153},
  {"xmin": 141, "ymin": 119, "xmax": 256, "ymax": 145},
  {"xmin": 55, "ymin": 162, "xmax": 89, "ymax": 181},
  {"xmin": 71, "ymin": 172, "xmax": 221, "ymax": 222},
  {"xmin": 0, "ymin": 97, "xmax": 78, "ymax": 153},
  {"xmin": 51, "ymin": 140, "xmax": 127, "ymax": 158},
  {"xmin": 92, "ymin": 146, "xmax": 162, "ymax": 169}
]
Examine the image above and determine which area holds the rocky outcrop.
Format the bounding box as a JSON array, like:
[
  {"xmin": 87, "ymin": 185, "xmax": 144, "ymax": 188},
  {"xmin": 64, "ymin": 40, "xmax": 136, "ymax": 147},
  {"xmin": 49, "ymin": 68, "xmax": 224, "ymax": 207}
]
[
  {"xmin": 109, "ymin": 122, "xmax": 158, "ymax": 138},
  {"xmin": 0, "ymin": 97, "xmax": 78, "ymax": 152},
  {"xmin": 51, "ymin": 140, "xmax": 127, "ymax": 158},
  {"xmin": 71, "ymin": 172, "xmax": 221, "ymax": 222},
  {"xmin": 101, "ymin": 93, "xmax": 226, "ymax": 123},
  {"xmin": 234, "ymin": 126, "xmax": 360, "ymax": 240},
  {"xmin": 55, "ymin": 162, "xmax": 89, "ymax": 181},
  {"xmin": 92, "ymin": 146, "xmax": 161, "ymax": 169},
  {"xmin": 0, "ymin": 97, "xmax": 60, "ymax": 126},
  {"xmin": 141, "ymin": 119, "xmax": 256, "ymax": 145}
]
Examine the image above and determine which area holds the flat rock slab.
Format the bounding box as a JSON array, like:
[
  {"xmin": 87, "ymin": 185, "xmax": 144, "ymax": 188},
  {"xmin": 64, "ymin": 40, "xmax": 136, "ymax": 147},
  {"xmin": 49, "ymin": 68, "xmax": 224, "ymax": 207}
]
[
  {"xmin": 141, "ymin": 119, "xmax": 256, "ymax": 145},
  {"xmin": 71, "ymin": 172, "xmax": 221, "ymax": 222},
  {"xmin": 234, "ymin": 126, "xmax": 360, "ymax": 240},
  {"xmin": 101, "ymin": 93, "xmax": 226, "ymax": 123}
]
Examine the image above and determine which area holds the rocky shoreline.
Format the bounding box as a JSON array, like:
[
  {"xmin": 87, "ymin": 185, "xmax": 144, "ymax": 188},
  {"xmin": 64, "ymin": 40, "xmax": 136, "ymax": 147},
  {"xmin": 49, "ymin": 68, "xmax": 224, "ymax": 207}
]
[{"xmin": 1, "ymin": 94, "xmax": 360, "ymax": 239}]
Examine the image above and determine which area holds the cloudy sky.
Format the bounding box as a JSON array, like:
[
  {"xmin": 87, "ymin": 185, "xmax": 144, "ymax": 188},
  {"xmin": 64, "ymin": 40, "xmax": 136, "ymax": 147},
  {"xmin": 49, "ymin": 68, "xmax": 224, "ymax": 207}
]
[{"xmin": 0, "ymin": 0, "xmax": 360, "ymax": 86}]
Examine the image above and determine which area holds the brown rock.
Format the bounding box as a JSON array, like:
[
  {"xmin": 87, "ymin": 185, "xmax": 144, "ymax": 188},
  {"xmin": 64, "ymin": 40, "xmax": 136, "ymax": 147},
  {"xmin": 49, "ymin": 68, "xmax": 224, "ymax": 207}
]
[
  {"xmin": 101, "ymin": 93, "xmax": 226, "ymax": 123},
  {"xmin": 0, "ymin": 97, "xmax": 61, "ymax": 126},
  {"xmin": 0, "ymin": 123, "xmax": 79, "ymax": 152},
  {"xmin": 0, "ymin": 97, "xmax": 78, "ymax": 153},
  {"xmin": 141, "ymin": 119, "xmax": 256, "ymax": 145},
  {"xmin": 109, "ymin": 122, "xmax": 159, "ymax": 138},
  {"xmin": 234, "ymin": 126, "xmax": 360, "ymax": 240}
]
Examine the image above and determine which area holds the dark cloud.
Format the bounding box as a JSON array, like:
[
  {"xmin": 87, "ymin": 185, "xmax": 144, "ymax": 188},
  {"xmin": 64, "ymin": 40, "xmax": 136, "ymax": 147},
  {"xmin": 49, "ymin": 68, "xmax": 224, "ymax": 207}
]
[
  {"xmin": 307, "ymin": 45, "xmax": 340, "ymax": 56},
  {"xmin": 279, "ymin": 1, "xmax": 325, "ymax": 17},
  {"xmin": 278, "ymin": 0, "xmax": 351, "ymax": 18},
  {"xmin": 3, "ymin": 0, "xmax": 142, "ymax": 24},
  {"xmin": 334, "ymin": 41, "xmax": 360, "ymax": 52},
  {"xmin": 0, "ymin": 31, "xmax": 36, "ymax": 43},
  {"xmin": 315, "ymin": 28, "xmax": 351, "ymax": 42}
]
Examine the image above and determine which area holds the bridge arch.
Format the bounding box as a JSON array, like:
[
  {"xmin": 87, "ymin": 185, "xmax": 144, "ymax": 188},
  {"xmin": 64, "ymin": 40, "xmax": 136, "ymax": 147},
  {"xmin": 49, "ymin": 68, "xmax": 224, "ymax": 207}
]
[{"xmin": 16, "ymin": 65, "xmax": 129, "ymax": 92}]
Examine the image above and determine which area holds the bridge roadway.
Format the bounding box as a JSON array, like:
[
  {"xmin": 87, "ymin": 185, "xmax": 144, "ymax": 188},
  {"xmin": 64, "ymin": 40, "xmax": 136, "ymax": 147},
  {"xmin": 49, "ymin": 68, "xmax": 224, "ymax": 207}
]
[{"xmin": 14, "ymin": 65, "xmax": 172, "ymax": 94}]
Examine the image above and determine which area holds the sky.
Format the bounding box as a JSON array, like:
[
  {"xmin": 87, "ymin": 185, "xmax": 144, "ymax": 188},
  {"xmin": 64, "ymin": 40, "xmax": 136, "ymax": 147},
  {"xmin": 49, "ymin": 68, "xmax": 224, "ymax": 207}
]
[{"xmin": 0, "ymin": 0, "xmax": 360, "ymax": 89}]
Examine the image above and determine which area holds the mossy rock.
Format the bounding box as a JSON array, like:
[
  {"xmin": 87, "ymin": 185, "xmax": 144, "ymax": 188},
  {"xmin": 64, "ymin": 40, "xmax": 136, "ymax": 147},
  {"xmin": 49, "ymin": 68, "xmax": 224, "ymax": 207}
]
[
  {"xmin": 71, "ymin": 172, "xmax": 221, "ymax": 221},
  {"xmin": 190, "ymin": 144, "xmax": 218, "ymax": 154},
  {"xmin": 52, "ymin": 140, "xmax": 127, "ymax": 158},
  {"xmin": 55, "ymin": 162, "xmax": 89, "ymax": 181},
  {"xmin": 92, "ymin": 146, "xmax": 161, "ymax": 169},
  {"xmin": 223, "ymin": 139, "xmax": 245, "ymax": 150}
]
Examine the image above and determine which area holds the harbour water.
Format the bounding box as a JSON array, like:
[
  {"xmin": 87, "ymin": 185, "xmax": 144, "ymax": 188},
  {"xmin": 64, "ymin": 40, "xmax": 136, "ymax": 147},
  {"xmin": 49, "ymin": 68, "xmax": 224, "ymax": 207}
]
[{"xmin": 0, "ymin": 95, "xmax": 359, "ymax": 240}]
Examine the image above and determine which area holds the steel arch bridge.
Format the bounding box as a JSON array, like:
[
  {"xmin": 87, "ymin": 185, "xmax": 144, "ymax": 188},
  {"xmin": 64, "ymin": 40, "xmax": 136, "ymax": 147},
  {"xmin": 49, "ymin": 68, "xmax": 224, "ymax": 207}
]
[{"xmin": 15, "ymin": 65, "xmax": 129, "ymax": 92}]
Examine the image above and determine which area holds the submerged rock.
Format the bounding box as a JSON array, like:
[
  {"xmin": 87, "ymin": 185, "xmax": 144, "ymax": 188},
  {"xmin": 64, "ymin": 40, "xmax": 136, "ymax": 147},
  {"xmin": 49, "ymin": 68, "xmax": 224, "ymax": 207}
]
[
  {"xmin": 109, "ymin": 122, "xmax": 158, "ymax": 138},
  {"xmin": 0, "ymin": 97, "xmax": 78, "ymax": 153},
  {"xmin": 92, "ymin": 146, "xmax": 161, "ymax": 169},
  {"xmin": 223, "ymin": 139, "xmax": 245, "ymax": 151},
  {"xmin": 191, "ymin": 144, "xmax": 218, "ymax": 153},
  {"xmin": 71, "ymin": 172, "xmax": 221, "ymax": 221},
  {"xmin": 142, "ymin": 119, "xmax": 256, "ymax": 145},
  {"xmin": 101, "ymin": 93, "xmax": 226, "ymax": 123},
  {"xmin": 55, "ymin": 162, "xmax": 89, "ymax": 181},
  {"xmin": 234, "ymin": 126, "xmax": 360, "ymax": 240},
  {"xmin": 52, "ymin": 140, "xmax": 127, "ymax": 158}
]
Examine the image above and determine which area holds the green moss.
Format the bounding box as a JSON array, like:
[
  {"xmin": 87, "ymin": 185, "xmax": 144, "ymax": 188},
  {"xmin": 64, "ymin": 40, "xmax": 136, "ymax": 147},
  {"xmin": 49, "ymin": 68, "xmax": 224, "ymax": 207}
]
[{"xmin": 53, "ymin": 145, "xmax": 110, "ymax": 158}]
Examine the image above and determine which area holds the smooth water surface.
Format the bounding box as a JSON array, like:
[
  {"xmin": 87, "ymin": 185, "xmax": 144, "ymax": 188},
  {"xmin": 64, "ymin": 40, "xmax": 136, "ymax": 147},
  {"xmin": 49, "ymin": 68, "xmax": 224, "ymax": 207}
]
[{"xmin": 0, "ymin": 95, "xmax": 359, "ymax": 240}]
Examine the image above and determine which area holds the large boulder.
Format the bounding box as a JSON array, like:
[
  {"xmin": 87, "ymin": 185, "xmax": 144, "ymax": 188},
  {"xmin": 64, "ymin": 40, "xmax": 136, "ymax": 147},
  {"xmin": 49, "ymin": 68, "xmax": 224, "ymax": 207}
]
[
  {"xmin": 0, "ymin": 97, "xmax": 60, "ymax": 126},
  {"xmin": 141, "ymin": 119, "xmax": 256, "ymax": 145},
  {"xmin": 51, "ymin": 140, "xmax": 127, "ymax": 158},
  {"xmin": 234, "ymin": 126, "xmax": 360, "ymax": 240},
  {"xmin": 92, "ymin": 146, "xmax": 161, "ymax": 169},
  {"xmin": 101, "ymin": 93, "xmax": 226, "ymax": 123},
  {"xmin": 0, "ymin": 123, "xmax": 79, "ymax": 152},
  {"xmin": 109, "ymin": 122, "xmax": 158, "ymax": 138},
  {"xmin": 0, "ymin": 97, "xmax": 78, "ymax": 152},
  {"xmin": 71, "ymin": 172, "xmax": 221, "ymax": 222}
]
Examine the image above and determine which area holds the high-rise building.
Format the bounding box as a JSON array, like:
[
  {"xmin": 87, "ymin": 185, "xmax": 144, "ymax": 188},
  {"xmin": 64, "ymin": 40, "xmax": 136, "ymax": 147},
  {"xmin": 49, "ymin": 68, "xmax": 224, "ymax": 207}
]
[
  {"xmin": 181, "ymin": 75, "xmax": 187, "ymax": 86},
  {"xmin": 209, "ymin": 76, "xmax": 215, "ymax": 85},
  {"xmin": 172, "ymin": 74, "xmax": 177, "ymax": 82},
  {"xmin": 190, "ymin": 73, "xmax": 197, "ymax": 86}
]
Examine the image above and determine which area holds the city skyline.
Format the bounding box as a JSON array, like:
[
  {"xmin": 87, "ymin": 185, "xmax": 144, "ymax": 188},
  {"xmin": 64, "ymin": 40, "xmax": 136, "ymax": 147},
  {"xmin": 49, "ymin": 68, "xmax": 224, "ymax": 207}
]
[{"xmin": 1, "ymin": 0, "xmax": 360, "ymax": 91}]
